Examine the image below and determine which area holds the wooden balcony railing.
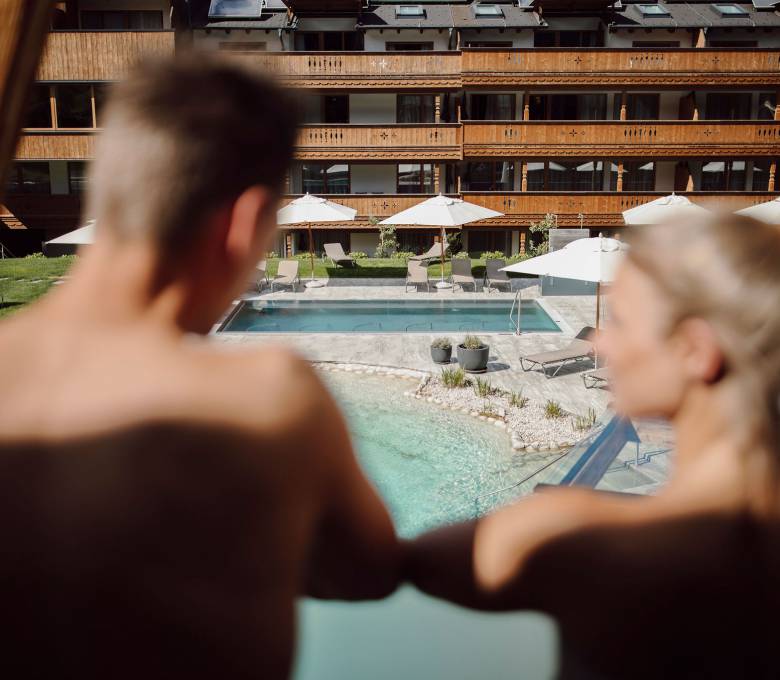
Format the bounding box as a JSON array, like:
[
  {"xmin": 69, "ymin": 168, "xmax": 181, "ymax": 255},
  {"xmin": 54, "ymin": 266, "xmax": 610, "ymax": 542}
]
[
  {"xmin": 15, "ymin": 132, "xmax": 94, "ymax": 160},
  {"xmin": 460, "ymin": 192, "xmax": 779, "ymax": 227},
  {"xmin": 462, "ymin": 121, "xmax": 780, "ymax": 158},
  {"xmin": 37, "ymin": 31, "xmax": 175, "ymax": 81},
  {"xmin": 0, "ymin": 194, "xmax": 82, "ymax": 230},
  {"xmin": 230, "ymin": 51, "xmax": 462, "ymax": 89},
  {"xmin": 295, "ymin": 124, "xmax": 462, "ymax": 160},
  {"xmin": 462, "ymin": 48, "xmax": 780, "ymax": 87}
]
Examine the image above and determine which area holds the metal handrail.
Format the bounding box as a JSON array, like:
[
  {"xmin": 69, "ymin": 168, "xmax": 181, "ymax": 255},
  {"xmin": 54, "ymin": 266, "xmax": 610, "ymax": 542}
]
[
  {"xmin": 606, "ymin": 447, "xmax": 670, "ymax": 473},
  {"xmin": 509, "ymin": 289, "xmax": 521, "ymax": 335}
]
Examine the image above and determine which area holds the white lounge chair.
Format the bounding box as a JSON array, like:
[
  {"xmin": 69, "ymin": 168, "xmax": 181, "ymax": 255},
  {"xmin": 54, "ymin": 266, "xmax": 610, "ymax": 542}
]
[
  {"xmin": 270, "ymin": 259, "xmax": 300, "ymax": 292},
  {"xmin": 519, "ymin": 327, "xmax": 596, "ymax": 378},
  {"xmin": 583, "ymin": 366, "xmax": 610, "ymax": 389},
  {"xmin": 450, "ymin": 257, "xmax": 476, "ymax": 292},
  {"xmin": 484, "ymin": 258, "xmax": 511, "ymax": 293},
  {"xmin": 324, "ymin": 242, "xmax": 355, "ymax": 267},
  {"xmin": 251, "ymin": 260, "xmax": 268, "ymax": 292},
  {"xmin": 405, "ymin": 260, "xmax": 431, "ymax": 292},
  {"xmin": 410, "ymin": 241, "xmax": 449, "ymax": 263}
]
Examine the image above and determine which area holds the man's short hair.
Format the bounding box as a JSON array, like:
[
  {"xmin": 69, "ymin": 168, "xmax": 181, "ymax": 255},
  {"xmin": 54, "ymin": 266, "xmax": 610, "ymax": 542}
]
[{"xmin": 86, "ymin": 53, "xmax": 299, "ymax": 258}]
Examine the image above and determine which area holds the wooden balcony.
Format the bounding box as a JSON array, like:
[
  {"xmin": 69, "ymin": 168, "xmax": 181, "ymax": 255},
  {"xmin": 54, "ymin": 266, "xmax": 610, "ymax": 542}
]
[
  {"xmin": 230, "ymin": 51, "xmax": 462, "ymax": 90},
  {"xmin": 295, "ymin": 125, "xmax": 462, "ymax": 160},
  {"xmin": 15, "ymin": 132, "xmax": 94, "ymax": 160},
  {"xmin": 462, "ymin": 48, "xmax": 780, "ymax": 88},
  {"xmin": 0, "ymin": 194, "xmax": 82, "ymax": 231},
  {"xmin": 460, "ymin": 192, "xmax": 779, "ymax": 228},
  {"xmin": 462, "ymin": 121, "xmax": 780, "ymax": 158},
  {"xmin": 37, "ymin": 31, "xmax": 175, "ymax": 81}
]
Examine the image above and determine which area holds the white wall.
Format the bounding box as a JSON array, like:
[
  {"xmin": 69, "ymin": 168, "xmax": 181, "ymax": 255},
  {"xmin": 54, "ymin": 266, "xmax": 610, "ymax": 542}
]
[
  {"xmin": 351, "ymin": 164, "xmax": 396, "ymax": 193},
  {"xmin": 193, "ymin": 29, "xmax": 283, "ymax": 51},
  {"xmin": 707, "ymin": 28, "xmax": 780, "ymax": 47},
  {"xmin": 363, "ymin": 29, "xmax": 451, "ymax": 51},
  {"xmin": 78, "ymin": 0, "xmax": 172, "ymax": 28},
  {"xmin": 349, "ymin": 93, "xmax": 396, "ymax": 124},
  {"xmin": 459, "ymin": 29, "xmax": 532, "ymax": 48},
  {"xmin": 606, "ymin": 28, "xmax": 694, "ymax": 48},
  {"xmin": 350, "ymin": 232, "xmax": 380, "ymax": 255}
]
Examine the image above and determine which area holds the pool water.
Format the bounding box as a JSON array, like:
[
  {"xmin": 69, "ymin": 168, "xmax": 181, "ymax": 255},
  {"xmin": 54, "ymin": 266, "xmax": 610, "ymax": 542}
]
[
  {"xmin": 323, "ymin": 371, "xmax": 561, "ymax": 537},
  {"xmin": 221, "ymin": 299, "xmax": 560, "ymax": 334}
]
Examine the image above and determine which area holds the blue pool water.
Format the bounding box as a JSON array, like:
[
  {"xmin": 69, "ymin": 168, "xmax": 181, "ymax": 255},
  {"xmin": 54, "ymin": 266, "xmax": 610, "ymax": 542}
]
[{"xmin": 220, "ymin": 299, "xmax": 560, "ymax": 333}]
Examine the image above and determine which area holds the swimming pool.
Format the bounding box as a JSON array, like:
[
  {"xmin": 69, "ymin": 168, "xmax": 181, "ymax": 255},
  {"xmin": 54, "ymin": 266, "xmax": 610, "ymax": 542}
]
[{"xmin": 220, "ymin": 299, "xmax": 560, "ymax": 333}]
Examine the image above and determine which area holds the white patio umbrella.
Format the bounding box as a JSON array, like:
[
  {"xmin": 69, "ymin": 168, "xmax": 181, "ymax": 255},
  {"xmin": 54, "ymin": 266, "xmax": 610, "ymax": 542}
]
[
  {"xmin": 736, "ymin": 197, "xmax": 780, "ymax": 224},
  {"xmin": 43, "ymin": 220, "xmax": 96, "ymax": 255},
  {"xmin": 277, "ymin": 193, "xmax": 356, "ymax": 288},
  {"xmin": 379, "ymin": 194, "xmax": 503, "ymax": 288},
  {"xmin": 622, "ymin": 193, "xmax": 710, "ymax": 225},
  {"xmin": 501, "ymin": 236, "xmax": 628, "ymax": 333}
]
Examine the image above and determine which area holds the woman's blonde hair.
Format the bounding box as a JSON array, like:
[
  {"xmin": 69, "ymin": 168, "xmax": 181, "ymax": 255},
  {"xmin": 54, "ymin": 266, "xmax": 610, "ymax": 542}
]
[{"xmin": 626, "ymin": 213, "xmax": 780, "ymax": 454}]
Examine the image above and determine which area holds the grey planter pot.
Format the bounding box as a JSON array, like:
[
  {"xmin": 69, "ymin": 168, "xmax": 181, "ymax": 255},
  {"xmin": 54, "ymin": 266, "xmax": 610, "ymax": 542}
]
[
  {"xmin": 430, "ymin": 346, "xmax": 452, "ymax": 364},
  {"xmin": 457, "ymin": 344, "xmax": 490, "ymax": 373}
]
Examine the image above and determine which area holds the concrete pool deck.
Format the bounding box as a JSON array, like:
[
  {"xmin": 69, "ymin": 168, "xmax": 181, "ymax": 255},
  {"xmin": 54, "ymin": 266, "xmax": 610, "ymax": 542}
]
[{"xmin": 211, "ymin": 279, "xmax": 609, "ymax": 417}]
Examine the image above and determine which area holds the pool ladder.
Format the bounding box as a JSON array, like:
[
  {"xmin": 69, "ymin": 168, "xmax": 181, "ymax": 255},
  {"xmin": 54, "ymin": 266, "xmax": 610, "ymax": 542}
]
[{"xmin": 508, "ymin": 290, "xmax": 522, "ymax": 335}]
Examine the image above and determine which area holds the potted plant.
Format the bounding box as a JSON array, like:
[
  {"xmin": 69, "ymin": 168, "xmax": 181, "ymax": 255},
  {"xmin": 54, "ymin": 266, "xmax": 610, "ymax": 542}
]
[
  {"xmin": 457, "ymin": 335, "xmax": 489, "ymax": 373},
  {"xmin": 430, "ymin": 337, "xmax": 452, "ymax": 364}
]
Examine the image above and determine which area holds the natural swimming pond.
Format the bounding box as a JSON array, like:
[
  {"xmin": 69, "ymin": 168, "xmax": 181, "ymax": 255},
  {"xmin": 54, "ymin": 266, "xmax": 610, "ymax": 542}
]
[{"xmin": 220, "ymin": 299, "xmax": 561, "ymax": 334}]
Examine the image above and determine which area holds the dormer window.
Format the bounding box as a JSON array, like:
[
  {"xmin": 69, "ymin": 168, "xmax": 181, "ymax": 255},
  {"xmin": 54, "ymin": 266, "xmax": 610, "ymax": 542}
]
[
  {"xmin": 638, "ymin": 4, "xmax": 670, "ymax": 16},
  {"xmin": 396, "ymin": 5, "xmax": 425, "ymax": 17},
  {"xmin": 474, "ymin": 4, "xmax": 504, "ymax": 17},
  {"xmin": 712, "ymin": 3, "xmax": 748, "ymax": 16}
]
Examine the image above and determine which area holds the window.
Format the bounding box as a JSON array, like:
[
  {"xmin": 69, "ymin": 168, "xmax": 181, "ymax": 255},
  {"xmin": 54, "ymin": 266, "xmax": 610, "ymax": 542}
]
[
  {"xmin": 397, "ymin": 164, "xmax": 434, "ymax": 193},
  {"xmin": 613, "ymin": 93, "xmax": 659, "ymax": 120},
  {"xmin": 385, "ymin": 42, "xmax": 434, "ymax": 51},
  {"xmin": 610, "ymin": 161, "xmax": 656, "ymax": 191},
  {"xmin": 323, "ymin": 95, "xmax": 349, "ymax": 124},
  {"xmin": 301, "ymin": 163, "xmax": 349, "ymax": 194},
  {"xmin": 68, "ymin": 161, "xmax": 89, "ymax": 194},
  {"xmin": 295, "ymin": 32, "xmax": 363, "ymax": 51},
  {"xmin": 396, "ymin": 5, "xmax": 424, "ymax": 17},
  {"xmin": 632, "ymin": 40, "xmax": 680, "ymax": 47},
  {"xmin": 526, "ymin": 160, "xmax": 603, "ymax": 191},
  {"xmin": 548, "ymin": 94, "xmax": 606, "ymax": 121},
  {"xmin": 701, "ymin": 159, "xmax": 746, "ymax": 190},
  {"xmin": 218, "ymin": 42, "xmax": 267, "ymax": 51},
  {"xmin": 750, "ymin": 159, "xmax": 776, "ymax": 191},
  {"xmin": 712, "ymin": 4, "xmax": 748, "ymax": 16},
  {"xmin": 55, "ymin": 84, "xmax": 93, "ymax": 128},
  {"xmin": 463, "ymin": 41, "xmax": 513, "ymax": 48},
  {"xmin": 92, "ymin": 83, "xmax": 109, "ymax": 127},
  {"xmin": 758, "ymin": 92, "xmax": 777, "ymax": 121},
  {"xmin": 464, "ymin": 162, "xmax": 514, "ymax": 191},
  {"xmin": 534, "ymin": 31, "xmax": 602, "ymax": 47},
  {"xmin": 397, "ymin": 95, "xmax": 435, "ymax": 123},
  {"xmin": 81, "ymin": 10, "xmax": 163, "ymax": 29},
  {"xmin": 474, "ymin": 4, "xmax": 503, "ymax": 17},
  {"xmin": 705, "ymin": 92, "xmax": 751, "ymax": 120},
  {"xmin": 469, "ymin": 94, "xmax": 515, "ymax": 120},
  {"xmin": 24, "ymin": 84, "xmax": 52, "ymax": 128},
  {"xmin": 638, "ymin": 5, "xmax": 670, "ymax": 16},
  {"xmin": 5, "ymin": 162, "xmax": 50, "ymax": 195}
]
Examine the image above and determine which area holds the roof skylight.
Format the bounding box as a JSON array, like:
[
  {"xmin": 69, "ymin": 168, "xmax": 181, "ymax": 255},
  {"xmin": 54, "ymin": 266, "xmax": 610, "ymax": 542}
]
[
  {"xmin": 474, "ymin": 4, "xmax": 504, "ymax": 17},
  {"xmin": 637, "ymin": 4, "xmax": 670, "ymax": 16},
  {"xmin": 396, "ymin": 5, "xmax": 425, "ymax": 17},
  {"xmin": 712, "ymin": 3, "xmax": 749, "ymax": 15},
  {"xmin": 208, "ymin": 0, "xmax": 264, "ymax": 19}
]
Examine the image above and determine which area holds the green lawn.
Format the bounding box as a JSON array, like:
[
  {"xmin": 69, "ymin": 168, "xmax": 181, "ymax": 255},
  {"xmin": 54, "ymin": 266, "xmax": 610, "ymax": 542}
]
[{"xmin": 0, "ymin": 255, "xmax": 76, "ymax": 318}]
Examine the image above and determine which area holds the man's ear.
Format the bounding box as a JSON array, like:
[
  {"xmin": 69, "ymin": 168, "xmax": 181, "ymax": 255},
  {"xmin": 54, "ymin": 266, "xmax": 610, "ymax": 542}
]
[
  {"xmin": 675, "ymin": 317, "xmax": 725, "ymax": 384},
  {"xmin": 224, "ymin": 185, "xmax": 273, "ymax": 262}
]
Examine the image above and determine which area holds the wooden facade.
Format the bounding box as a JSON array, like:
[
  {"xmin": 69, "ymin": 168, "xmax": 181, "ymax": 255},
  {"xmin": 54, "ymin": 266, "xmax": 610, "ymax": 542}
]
[
  {"xmin": 462, "ymin": 121, "xmax": 780, "ymax": 158},
  {"xmin": 233, "ymin": 51, "xmax": 462, "ymax": 90},
  {"xmin": 14, "ymin": 132, "xmax": 95, "ymax": 160},
  {"xmin": 462, "ymin": 48, "xmax": 780, "ymax": 88},
  {"xmin": 36, "ymin": 31, "xmax": 175, "ymax": 81},
  {"xmin": 295, "ymin": 124, "xmax": 462, "ymax": 160}
]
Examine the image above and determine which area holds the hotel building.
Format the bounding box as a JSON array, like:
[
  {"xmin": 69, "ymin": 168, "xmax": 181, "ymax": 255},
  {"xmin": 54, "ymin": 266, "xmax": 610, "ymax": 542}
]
[{"xmin": 3, "ymin": 0, "xmax": 780, "ymax": 256}]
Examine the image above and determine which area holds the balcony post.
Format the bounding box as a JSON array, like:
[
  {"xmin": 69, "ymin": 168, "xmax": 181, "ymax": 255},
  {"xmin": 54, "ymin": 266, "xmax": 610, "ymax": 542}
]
[
  {"xmin": 521, "ymin": 160, "xmax": 528, "ymax": 192},
  {"xmin": 434, "ymin": 163, "xmax": 440, "ymax": 193},
  {"xmin": 519, "ymin": 230, "xmax": 526, "ymax": 255},
  {"xmin": 696, "ymin": 28, "xmax": 706, "ymax": 48},
  {"xmin": 616, "ymin": 161, "xmax": 624, "ymax": 192},
  {"xmin": 619, "ymin": 92, "xmax": 627, "ymax": 121},
  {"xmin": 523, "ymin": 93, "xmax": 530, "ymax": 121},
  {"xmin": 769, "ymin": 161, "xmax": 776, "ymax": 192},
  {"xmin": 49, "ymin": 85, "xmax": 57, "ymax": 130},
  {"xmin": 434, "ymin": 95, "xmax": 441, "ymax": 124}
]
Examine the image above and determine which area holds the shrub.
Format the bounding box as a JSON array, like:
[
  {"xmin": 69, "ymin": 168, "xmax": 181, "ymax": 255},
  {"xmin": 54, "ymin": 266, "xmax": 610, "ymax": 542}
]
[
  {"xmin": 349, "ymin": 251, "xmax": 367, "ymax": 259},
  {"xmin": 453, "ymin": 252, "xmax": 470, "ymax": 260},
  {"xmin": 544, "ymin": 399, "xmax": 565, "ymax": 419},
  {"xmin": 393, "ymin": 251, "xmax": 416, "ymax": 261},
  {"xmin": 574, "ymin": 407, "xmax": 598, "ymax": 432},
  {"xmin": 473, "ymin": 377, "xmax": 494, "ymax": 398},
  {"xmin": 431, "ymin": 337, "xmax": 452, "ymax": 350},
  {"xmin": 461, "ymin": 335, "xmax": 485, "ymax": 350},
  {"xmin": 265, "ymin": 251, "xmax": 279, "ymax": 259},
  {"xmin": 481, "ymin": 250, "xmax": 505, "ymax": 261},
  {"xmin": 509, "ymin": 390, "xmax": 529, "ymax": 409},
  {"xmin": 24, "ymin": 252, "xmax": 45, "ymax": 260},
  {"xmin": 441, "ymin": 366, "xmax": 468, "ymax": 388}
]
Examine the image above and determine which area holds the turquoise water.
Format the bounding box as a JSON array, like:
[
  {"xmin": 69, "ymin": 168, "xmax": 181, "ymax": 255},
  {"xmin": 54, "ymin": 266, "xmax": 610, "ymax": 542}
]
[
  {"xmin": 221, "ymin": 299, "xmax": 560, "ymax": 334},
  {"xmin": 323, "ymin": 371, "xmax": 562, "ymax": 537}
]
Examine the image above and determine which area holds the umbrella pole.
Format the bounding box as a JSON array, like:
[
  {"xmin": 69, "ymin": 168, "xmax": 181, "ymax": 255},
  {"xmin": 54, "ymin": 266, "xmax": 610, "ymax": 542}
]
[
  {"xmin": 595, "ymin": 281, "xmax": 601, "ymax": 368},
  {"xmin": 308, "ymin": 223, "xmax": 315, "ymax": 282},
  {"xmin": 440, "ymin": 226, "xmax": 446, "ymax": 283}
]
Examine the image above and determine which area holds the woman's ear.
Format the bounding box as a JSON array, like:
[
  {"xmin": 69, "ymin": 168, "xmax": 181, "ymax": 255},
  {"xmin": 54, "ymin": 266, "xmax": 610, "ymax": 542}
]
[
  {"xmin": 224, "ymin": 186, "xmax": 272, "ymax": 263},
  {"xmin": 675, "ymin": 317, "xmax": 725, "ymax": 385}
]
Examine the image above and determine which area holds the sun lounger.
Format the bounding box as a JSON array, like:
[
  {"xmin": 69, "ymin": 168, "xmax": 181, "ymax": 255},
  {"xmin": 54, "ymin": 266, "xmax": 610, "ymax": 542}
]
[
  {"xmin": 519, "ymin": 326, "xmax": 596, "ymax": 378},
  {"xmin": 450, "ymin": 257, "xmax": 476, "ymax": 292},
  {"xmin": 251, "ymin": 260, "xmax": 268, "ymax": 292},
  {"xmin": 324, "ymin": 242, "xmax": 355, "ymax": 267},
  {"xmin": 270, "ymin": 259, "xmax": 300, "ymax": 292},
  {"xmin": 405, "ymin": 260, "xmax": 431, "ymax": 292},
  {"xmin": 484, "ymin": 258, "xmax": 511, "ymax": 293},
  {"xmin": 410, "ymin": 241, "xmax": 449, "ymax": 263},
  {"xmin": 583, "ymin": 366, "xmax": 610, "ymax": 389}
]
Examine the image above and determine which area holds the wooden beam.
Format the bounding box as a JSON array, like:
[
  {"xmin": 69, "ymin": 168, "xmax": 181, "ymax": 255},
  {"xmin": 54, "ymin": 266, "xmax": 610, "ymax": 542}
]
[{"xmin": 0, "ymin": 0, "xmax": 54, "ymax": 198}]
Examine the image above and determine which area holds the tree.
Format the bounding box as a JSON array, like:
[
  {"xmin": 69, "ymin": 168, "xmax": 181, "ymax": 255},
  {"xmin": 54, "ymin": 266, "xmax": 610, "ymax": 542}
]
[
  {"xmin": 375, "ymin": 224, "xmax": 398, "ymax": 257},
  {"xmin": 527, "ymin": 213, "xmax": 557, "ymax": 257}
]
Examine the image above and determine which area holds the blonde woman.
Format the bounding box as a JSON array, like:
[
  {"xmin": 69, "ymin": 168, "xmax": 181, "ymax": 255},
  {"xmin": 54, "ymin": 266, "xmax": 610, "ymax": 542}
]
[{"xmin": 406, "ymin": 214, "xmax": 780, "ymax": 679}]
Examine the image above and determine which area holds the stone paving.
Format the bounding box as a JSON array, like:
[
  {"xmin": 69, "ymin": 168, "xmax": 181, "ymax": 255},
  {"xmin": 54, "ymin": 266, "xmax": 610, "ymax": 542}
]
[{"xmin": 210, "ymin": 278, "xmax": 610, "ymax": 417}]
